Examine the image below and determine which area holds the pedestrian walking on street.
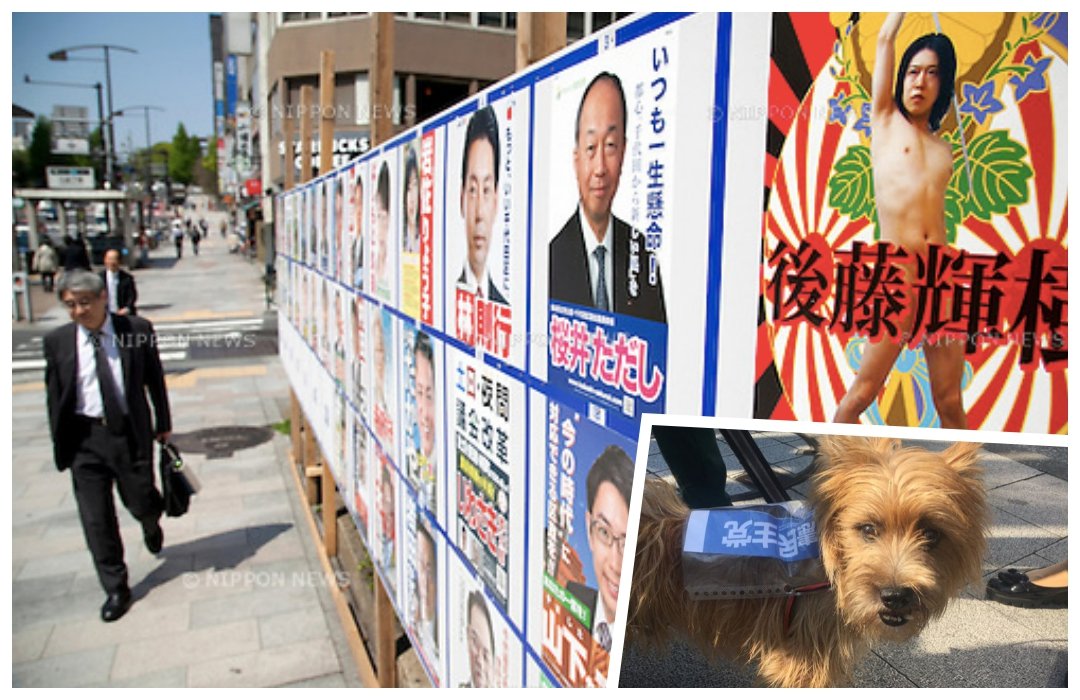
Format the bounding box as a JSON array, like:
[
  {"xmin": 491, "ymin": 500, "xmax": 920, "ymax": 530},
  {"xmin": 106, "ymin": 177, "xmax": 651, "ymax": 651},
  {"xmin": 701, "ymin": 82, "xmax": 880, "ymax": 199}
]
[
  {"xmin": 33, "ymin": 240, "xmax": 59, "ymax": 292},
  {"xmin": 44, "ymin": 271, "xmax": 173, "ymax": 622},
  {"xmin": 62, "ymin": 234, "xmax": 92, "ymax": 272},
  {"xmin": 173, "ymin": 223, "xmax": 185, "ymax": 259},
  {"xmin": 100, "ymin": 248, "xmax": 138, "ymax": 316},
  {"xmin": 191, "ymin": 226, "xmax": 202, "ymax": 256}
]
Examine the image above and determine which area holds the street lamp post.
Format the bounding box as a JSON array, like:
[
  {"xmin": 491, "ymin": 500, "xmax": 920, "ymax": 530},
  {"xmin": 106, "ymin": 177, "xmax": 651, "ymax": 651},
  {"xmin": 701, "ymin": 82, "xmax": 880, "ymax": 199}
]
[
  {"xmin": 49, "ymin": 44, "xmax": 136, "ymax": 248},
  {"xmin": 23, "ymin": 75, "xmax": 106, "ymax": 185},
  {"xmin": 112, "ymin": 105, "xmax": 164, "ymax": 243}
]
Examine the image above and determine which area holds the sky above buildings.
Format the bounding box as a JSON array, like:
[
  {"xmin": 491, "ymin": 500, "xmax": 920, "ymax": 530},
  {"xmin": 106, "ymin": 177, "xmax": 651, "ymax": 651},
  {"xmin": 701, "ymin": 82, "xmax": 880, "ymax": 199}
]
[{"xmin": 12, "ymin": 13, "xmax": 215, "ymax": 151}]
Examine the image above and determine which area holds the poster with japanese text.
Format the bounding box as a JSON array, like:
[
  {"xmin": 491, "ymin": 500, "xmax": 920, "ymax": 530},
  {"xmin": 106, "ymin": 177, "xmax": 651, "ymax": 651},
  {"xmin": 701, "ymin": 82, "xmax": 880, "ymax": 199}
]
[
  {"xmin": 419, "ymin": 125, "xmax": 445, "ymax": 330},
  {"xmin": 400, "ymin": 135, "xmax": 423, "ymax": 320},
  {"xmin": 346, "ymin": 161, "xmax": 369, "ymax": 291},
  {"xmin": 530, "ymin": 13, "xmax": 720, "ymax": 434},
  {"xmin": 348, "ymin": 407, "xmax": 371, "ymax": 546},
  {"xmin": 448, "ymin": 345, "xmax": 526, "ymax": 625},
  {"xmin": 528, "ymin": 392, "xmax": 636, "ymax": 688},
  {"xmin": 405, "ymin": 498, "xmax": 444, "ymax": 684},
  {"xmin": 370, "ymin": 152, "xmax": 399, "ymax": 306},
  {"xmin": 373, "ymin": 441, "xmax": 399, "ymax": 599},
  {"xmin": 756, "ymin": 12, "xmax": 1068, "ymax": 433},
  {"xmin": 444, "ymin": 92, "xmax": 530, "ymax": 369},
  {"xmin": 447, "ymin": 553, "xmax": 523, "ymax": 688},
  {"xmin": 369, "ymin": 305, "xmax": 398, "ymax": 466},
  {"xmin": 401, "ymin": 317, "xmax": 443, "ymax": 520}
]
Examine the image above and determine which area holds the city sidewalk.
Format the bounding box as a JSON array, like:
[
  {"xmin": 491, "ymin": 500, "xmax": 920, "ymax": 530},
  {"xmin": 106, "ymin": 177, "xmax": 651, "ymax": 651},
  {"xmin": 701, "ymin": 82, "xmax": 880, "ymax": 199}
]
[
  {"xmin": 620, "ymin": 432, "xmax": 1068, "ymax": 687},
  {"xmin": 11, "ymin": 237, "xmax": 363, "ymax": 687}
]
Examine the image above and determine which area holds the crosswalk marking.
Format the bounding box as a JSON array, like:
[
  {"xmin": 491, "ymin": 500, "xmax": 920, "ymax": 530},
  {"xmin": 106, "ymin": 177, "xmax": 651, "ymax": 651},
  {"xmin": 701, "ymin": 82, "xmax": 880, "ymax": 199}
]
[{"xmin": 13, "ymin": 316, "xmax": 269, "ymax": 372}]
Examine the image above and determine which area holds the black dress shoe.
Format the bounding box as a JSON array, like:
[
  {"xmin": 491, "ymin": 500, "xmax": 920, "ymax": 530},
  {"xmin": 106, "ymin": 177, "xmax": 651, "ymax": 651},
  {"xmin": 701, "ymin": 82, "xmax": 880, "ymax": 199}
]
[
  {"xmin": 986, "ymin": 575, "xmax": 1067, "ymax": 609},
  {"xmin": 143, "ymin": 520, "xmax": 164, "ymax": 554},
  {"xmin": 101, "ymin": 589, "xmax": 132, "ymax": 622},
  {"xmin": 995, "ymin": 568, "xmax": 1028, "ymax": 586}
]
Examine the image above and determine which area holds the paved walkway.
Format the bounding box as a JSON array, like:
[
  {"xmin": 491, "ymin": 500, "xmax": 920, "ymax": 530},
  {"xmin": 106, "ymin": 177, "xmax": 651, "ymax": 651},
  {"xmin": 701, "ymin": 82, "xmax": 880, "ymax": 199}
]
[
  {"xmin": 621, "ymin": 431, "xmax": 1068, "ymax": 687},
  {"xmin": 12, "ymin": 236, "xmax": 362, "ymax": 687}
]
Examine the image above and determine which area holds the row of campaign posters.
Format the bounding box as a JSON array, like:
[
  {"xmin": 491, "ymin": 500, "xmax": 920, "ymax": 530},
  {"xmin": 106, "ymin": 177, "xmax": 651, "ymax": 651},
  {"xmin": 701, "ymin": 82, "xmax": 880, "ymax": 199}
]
[{"xmin": 276, "ymin": 12, "xmax": 1068, "ymax": 688}]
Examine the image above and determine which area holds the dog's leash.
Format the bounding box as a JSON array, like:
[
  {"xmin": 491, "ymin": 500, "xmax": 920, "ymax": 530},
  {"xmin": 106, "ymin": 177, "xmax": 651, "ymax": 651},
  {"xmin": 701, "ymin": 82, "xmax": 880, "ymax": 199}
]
[{"xmin": 784, "ymin": 581, "xmax": 833, "ymax": 637}]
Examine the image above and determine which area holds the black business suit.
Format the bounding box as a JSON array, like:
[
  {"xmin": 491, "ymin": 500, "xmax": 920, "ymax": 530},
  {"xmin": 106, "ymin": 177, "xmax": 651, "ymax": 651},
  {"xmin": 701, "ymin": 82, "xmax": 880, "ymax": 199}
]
[
  {"xmin": 100, "ymin": 269, "xmax": 138, "ymax": 316},
  {"xmin": 44, "ymin": 313, "xmax": 171, "ymax": 594},
  {"xmin": 549, "ymin": 211, "xmax": 667, "ymax": 323},
  {"xmin": 457, "ymin": 268, "xmax": 509, "ymax": 306}
]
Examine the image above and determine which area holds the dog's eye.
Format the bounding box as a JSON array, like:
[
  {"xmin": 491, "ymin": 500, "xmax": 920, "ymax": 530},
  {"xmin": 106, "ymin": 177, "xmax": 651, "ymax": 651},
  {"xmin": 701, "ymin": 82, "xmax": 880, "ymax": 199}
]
[
  {"xmin": 921, "ymin": 528, "xmax": 941, "ymax": 548},
  {"xmin": 858, "ymin": 524, "xmax": 879, "ymax": 541}
]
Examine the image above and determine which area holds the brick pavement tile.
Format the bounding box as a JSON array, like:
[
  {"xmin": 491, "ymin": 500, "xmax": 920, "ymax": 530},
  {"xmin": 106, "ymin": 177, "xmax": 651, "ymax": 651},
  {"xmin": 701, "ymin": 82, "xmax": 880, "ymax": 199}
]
[
  {"xmin": 111, "ymin": 619, "xmax": 259, "ymax": 680},
  {"xmin": 185, "ymin": 636, "xmax": 341, "ymax": 687},
  {"xmin": 44, "ymin": 601, "xmax": 190, "ymax": 658},
  {"xmin": 14, "ymin": 646, "xmax": 116, "ymax": 687},
  {"xmin": 984, "ymin": 508, "xmax": 1060, "ymax": 570},
  {"xmin": 1036, "ymin": 538, "xmax": 1067, "ymax": 562},
  {"xmin": 12, "ymin": 625, "xmax": 53, "ymax": 664},
  {"xmin": 987, "ymin": 473, "xmax": 1067, "ymax": 539},
  {"xmin": 16, "ymin": 549, "xmax": 99, "ymax": 581},
  {"xmin": 11, "ymin": 572, "xmax": 76, "ymax": 606},
  {"xmin": 278, "ymin": 672, "xmax": 348, "ymax": 688},
  {"xmin": 257, "ymin": 605, "xmax": 331, "ymax": 649},
  {"xmin": 979, "ymin": 451, "xmax": 1043, "ymax": 490},
  {"xmin": 875, "ymin": 594, "xmax": 1066, "ymax": 687},
  {"xmin": 189, "ymin": 581, "xmax": 314, "ymax": 629},
  {"xmin": 91, "ymin": 666, "xmax": 188, "ymax": 688}
]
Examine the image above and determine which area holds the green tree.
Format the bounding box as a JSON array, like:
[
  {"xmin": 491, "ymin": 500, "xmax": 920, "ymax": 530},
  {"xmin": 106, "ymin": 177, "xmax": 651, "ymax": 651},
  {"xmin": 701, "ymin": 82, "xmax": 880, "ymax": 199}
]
[
  {"xmin": 169, "ymin": 123, "xmax": 201, "ymax": 185},
  {"xmin": 28, "ymin": 117, "xmax": 54, "ymax": 187}
]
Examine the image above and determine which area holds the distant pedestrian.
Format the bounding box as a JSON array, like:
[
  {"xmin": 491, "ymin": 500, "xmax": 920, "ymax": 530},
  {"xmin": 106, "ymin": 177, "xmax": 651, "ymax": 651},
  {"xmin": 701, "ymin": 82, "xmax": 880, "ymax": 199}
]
[
  {"xmin": 172, "ymin": 224, "xmax": 184, "ymax": 259},
  {"xmin": 100, "ymin": 248, "xmax": 138, "ymax": 316},
  {"xmin": 191, "ymin": 226, "xmax": 201, "ymax": 256},
  {"xmin": 33, "ymin": 241, "xmax": 59, "ymax": 292},
  {"xmin": 219, "ymin": 220, "xmax": 227, "ymax": 239},
  {"xmin": 62, "ymin": 234, "xmax": 92, "ymax": 272}
]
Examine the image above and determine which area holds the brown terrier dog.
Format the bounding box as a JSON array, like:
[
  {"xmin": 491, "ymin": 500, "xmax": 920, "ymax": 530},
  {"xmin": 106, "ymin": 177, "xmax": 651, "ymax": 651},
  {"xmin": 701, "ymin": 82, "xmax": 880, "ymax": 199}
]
[{"xmin": 627, "ymin": 436, "xmax": 987, "ymax": 687}]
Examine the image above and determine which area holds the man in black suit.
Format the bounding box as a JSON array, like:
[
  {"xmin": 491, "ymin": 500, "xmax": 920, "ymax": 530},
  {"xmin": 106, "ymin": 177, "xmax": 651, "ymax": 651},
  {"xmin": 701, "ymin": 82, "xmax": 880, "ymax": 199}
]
[
  {"xmin": 44, "ymin": 271, "xmax": 171, "ymax": 622},
  {"xmin": 549, "ymin": 72, "xmax": 666, "ymax": 323},
  {"xmin": 100, "ymin": 248, "xmax": 138, "ymax": 316},
  {"xmin": 565, "ymin": 444, "xmax": 633, "ymax": 653},
  {"xmin": 457, "ymin": 106, "xmax": 509, "ymax": 306}
]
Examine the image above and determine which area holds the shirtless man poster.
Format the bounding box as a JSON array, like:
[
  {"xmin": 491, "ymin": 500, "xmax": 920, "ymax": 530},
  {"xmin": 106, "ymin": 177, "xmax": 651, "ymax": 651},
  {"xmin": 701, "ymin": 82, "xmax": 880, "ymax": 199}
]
[{"xmin": 833, "ymin": 13, "xmax": 967, "ymax": 429}]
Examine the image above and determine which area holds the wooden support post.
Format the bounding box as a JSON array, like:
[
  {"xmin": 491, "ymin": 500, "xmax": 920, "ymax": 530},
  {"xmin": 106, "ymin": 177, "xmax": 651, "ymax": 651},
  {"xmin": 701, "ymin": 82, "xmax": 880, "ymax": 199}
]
[
  {"xmin": 299, "ymin": 85, "xmax": 314, "ymax": 183},
  {"xmin": 289, "ymin": 390, "xmax": 301, "ymax": 464},
  {"xmin": 516, "ymin": 12, "xmax": 567, "ymax": 71},
  {"xmin": 375, "ymin": 575, "xmax": 397, "ymax": 688},
  {"xmin": 301, "ymin": 415, "xmax": 320, "ymax": 505},
  {"xmin": 319, "ymin": 50, "xmax": 335, "ymax": 176},
  {"xmin": 321, "ymin": 463, "xmax": 338, "ymax": 556},
  {"xmin": 370, "ymin": 12, "xmax": 395, "ymax": 147},
  {"xmin": 283, "ymin": 89, "xmax": 295, "ymax": 191},
  {"xmin": 368, "ymin": 14, "xmax": 398, "ymax": 687}
]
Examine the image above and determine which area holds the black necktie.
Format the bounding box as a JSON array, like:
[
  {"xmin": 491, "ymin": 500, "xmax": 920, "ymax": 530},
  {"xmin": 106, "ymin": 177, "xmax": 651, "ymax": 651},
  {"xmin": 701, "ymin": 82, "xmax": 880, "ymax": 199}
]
[
  {"xmin": 91, "ymin": 330, "xmax": 127, "ymax": 435},
  {"xmin": 596, "ymin": 620, "xmax": 612, "ymax": 652},
  {"xmin": 594, "ymin": 245, "xmax": 610, "ymax": 312}
]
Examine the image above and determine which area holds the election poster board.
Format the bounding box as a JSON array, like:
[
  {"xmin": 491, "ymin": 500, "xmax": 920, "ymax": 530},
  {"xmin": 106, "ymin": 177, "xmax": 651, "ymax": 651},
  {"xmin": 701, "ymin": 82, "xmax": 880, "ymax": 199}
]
[
  {"xmin": 754, "ymin": 12, "xmax": 1068, "ymax": 432},
  {"xmin": 274, "ymin": 11, "xmax": 1067, "ymax": 689},
  {"xmin": 444, "ymin": 93, "xmax": 530, "ymax": 368},
  {"xmin": 529, "ymin": 12, "xmax": 720, "ymax": 437},
  {"xmin": 276, "ymin": 13, "xmax": 731, "ymax": 688}
]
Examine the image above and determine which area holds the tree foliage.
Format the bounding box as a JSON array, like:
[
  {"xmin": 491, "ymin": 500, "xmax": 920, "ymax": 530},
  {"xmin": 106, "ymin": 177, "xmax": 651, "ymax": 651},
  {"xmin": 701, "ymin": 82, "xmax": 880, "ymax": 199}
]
[{"xmin": 169, "ymin": 122, "xmax": 202, "ymax": 185}]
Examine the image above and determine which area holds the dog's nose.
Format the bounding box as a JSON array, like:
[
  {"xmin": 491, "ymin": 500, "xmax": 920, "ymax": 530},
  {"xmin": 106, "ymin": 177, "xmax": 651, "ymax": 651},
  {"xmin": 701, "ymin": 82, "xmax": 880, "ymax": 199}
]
[{"xmin": 880, "ymin": 587, "xmax": 915, "ymax": 610}]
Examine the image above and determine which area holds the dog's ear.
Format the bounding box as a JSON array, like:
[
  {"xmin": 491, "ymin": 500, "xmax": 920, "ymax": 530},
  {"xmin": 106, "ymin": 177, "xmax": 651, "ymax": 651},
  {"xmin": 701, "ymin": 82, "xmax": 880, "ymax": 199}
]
[
  {"xmin": 816, "ymin": 435, "xmax": 899, "ymax": 465},
  {"xmin": 940, "ymin": 441, "xmax": 983, "ymax": 476}
]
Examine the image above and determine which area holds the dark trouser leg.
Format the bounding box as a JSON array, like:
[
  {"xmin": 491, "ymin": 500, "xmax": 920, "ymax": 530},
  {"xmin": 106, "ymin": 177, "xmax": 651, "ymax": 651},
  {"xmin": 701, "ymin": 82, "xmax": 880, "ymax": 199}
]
[
  {"xmin": 70, "ymin": 460, "xmax": 128, "ymax": 595},
  {"xmin": 111, "ymin": 430, "xmax": 164, "ymax": 529},
  {"xmin": 652, "ymin": 426, "xmax": 732, "ymax": 508}
]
